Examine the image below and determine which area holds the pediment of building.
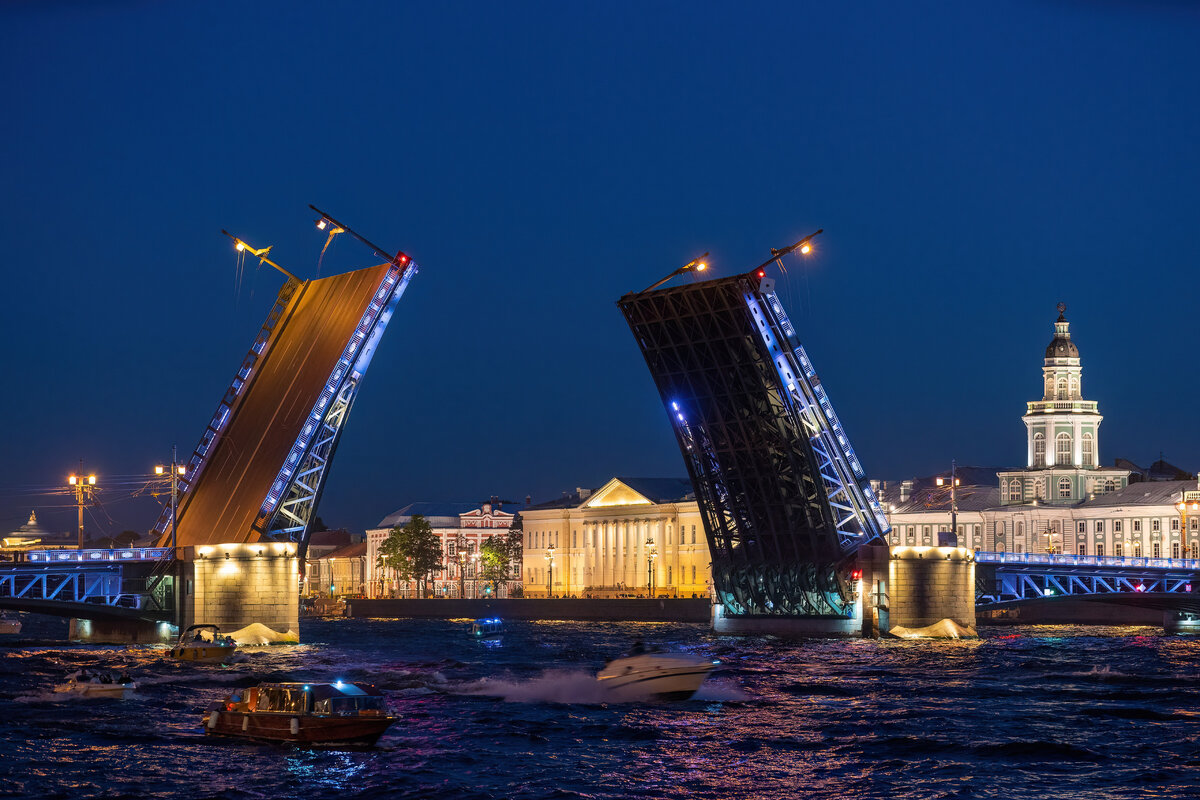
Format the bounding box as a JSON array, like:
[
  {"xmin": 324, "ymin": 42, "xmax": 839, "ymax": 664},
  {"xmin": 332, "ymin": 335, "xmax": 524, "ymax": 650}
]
[{"xmin": 583, "ymin": 479, "xmax": 653, "ymax": 509}]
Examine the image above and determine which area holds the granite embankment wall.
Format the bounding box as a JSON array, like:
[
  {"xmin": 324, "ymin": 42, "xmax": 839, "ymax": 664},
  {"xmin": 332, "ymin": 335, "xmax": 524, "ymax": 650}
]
[{"xmin": 346, "ymin": 598, "xmax": 712, "ymax": 623}]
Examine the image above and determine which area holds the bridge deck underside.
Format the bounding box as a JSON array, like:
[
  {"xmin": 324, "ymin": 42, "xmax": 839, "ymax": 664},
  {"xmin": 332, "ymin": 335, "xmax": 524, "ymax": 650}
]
[
  {"xmin": 174, "ymin": 263, "xmax": 390, "ymax": 547},
  {"xmin": 619, "ymin": 276, "xmax": 849, "ymax": 616}
]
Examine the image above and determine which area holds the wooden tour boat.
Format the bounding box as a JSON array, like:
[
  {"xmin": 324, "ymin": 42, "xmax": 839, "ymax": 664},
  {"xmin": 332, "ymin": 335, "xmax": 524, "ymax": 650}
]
[{"xmin": 203, "ymin": 681, "xmax": 396, "ymax": 746}]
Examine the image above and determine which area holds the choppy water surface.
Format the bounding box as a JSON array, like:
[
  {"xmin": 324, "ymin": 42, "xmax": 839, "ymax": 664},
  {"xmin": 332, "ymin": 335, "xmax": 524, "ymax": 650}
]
[{"xmin": 1, "ymin": 616, "xmax": 1198, "ymax": 799}]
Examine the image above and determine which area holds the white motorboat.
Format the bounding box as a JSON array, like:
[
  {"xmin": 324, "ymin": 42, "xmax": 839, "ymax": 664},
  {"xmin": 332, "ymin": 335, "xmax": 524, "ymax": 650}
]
[
  {"xmin": 596, "ymin": 649, "xmax": 716, "ymax": 701},
  {"xmin": 53, "ymin": 672, "xmax": 137, "ymax": 699},
  {"xmin": 0, "ymin": 614, "xmax": 20, "ymax": 635}
]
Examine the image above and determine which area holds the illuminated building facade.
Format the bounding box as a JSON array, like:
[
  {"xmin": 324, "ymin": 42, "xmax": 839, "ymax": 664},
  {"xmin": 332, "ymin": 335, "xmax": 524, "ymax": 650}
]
[
  {"xmin": 884, "ymin": 306, "xmax": 1198, "ymax": 560},
  {"xmin": 520, "ymin": 478, "xmax": 713, "ymax": 598},
  {"xmin": 366, "ymin": 501, "xmax": 517, "ymax": 597}
]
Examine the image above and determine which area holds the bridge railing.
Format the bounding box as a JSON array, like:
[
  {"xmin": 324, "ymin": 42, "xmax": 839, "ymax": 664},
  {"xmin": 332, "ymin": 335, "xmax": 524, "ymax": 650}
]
[
  {"xmin": 23, "ymin": 548, "xmax": 173, "ymax": 564},
  {"xmin": 974, "ymin": 551, "xmax": 1200, "ymax": 571}
]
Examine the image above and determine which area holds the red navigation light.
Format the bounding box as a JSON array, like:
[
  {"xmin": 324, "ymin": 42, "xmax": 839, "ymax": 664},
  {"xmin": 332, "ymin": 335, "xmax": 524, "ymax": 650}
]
[
  {"xmin": 851, "ymin": 569, "xmax": 862, "ymax": 581},
  {"xmin": 398, "ymin": 254, "xmax": 408, "ymax": 265},
  {"xmin": 757, "ymin": 270, "xmax": 765, "ymax": 278}
]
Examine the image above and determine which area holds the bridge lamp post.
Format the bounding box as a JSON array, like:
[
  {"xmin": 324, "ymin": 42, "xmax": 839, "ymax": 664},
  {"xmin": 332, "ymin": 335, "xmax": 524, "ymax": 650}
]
[
  {"xmin": 156, "ymin": 448, "xmax": 187, "ymax": 629},
  {"xmin": 155, "ymin": 447, "xmax": 187, "ymax": 554},
  {"xmin": 935, "ymin": 460, "xmax": 960, "ymax": 545},
  {"xmin": 67, "ymin": 473, "xmax": 97, "ymax": 549},
  {"xmin": 545, "ymin": 544, "xmax": 556, "ymax": 598},
  {"xmin": 639, "ymin": 253, "xmax": 709, "ymax": 294}
]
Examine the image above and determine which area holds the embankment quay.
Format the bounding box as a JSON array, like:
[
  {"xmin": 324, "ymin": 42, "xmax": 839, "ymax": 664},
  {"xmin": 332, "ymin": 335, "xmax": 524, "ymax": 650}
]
[{"xmin": 346, "ymin": 598, "xmax": 712, "ymax": 623}]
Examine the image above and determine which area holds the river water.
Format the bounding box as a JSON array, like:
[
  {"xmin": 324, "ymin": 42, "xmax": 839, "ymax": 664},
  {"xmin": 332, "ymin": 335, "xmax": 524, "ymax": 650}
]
[{"xmin": 1, "ymin": 615, "xmax": 1198, "ymax": 799}]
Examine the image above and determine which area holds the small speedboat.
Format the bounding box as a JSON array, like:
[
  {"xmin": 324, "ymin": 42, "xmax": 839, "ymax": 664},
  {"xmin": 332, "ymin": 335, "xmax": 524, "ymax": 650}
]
[
  {"xmin": 596, "ymin": 648, "xmax": 716, "ymax": 701},
  {"xmin": 469, "ymin": 618, "xmax": 504, "ymax": 642},
  {"xmin": 53, "ymin": 671, "xmax": 137, "ymax": 699},
  {"xmin": 169, "ymin": 624, "xmax": 237, "ymax": 663},
  {"xmin": 203, "ymin": 681, "xmax": 396, "ymax": 746},
  {"xmin": 0, "ymin": 613, "xmax": 20, "ymax": 635}
]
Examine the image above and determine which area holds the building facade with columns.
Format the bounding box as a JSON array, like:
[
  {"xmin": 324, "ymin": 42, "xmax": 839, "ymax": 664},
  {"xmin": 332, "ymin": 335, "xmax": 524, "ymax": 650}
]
[
  {"xmin": 520, "ymin": 478, "xmax": 713, "ymax": 598},
  {"xmin": 884, "ymin": 306, "xmax": 1199, "ymax": 560}
]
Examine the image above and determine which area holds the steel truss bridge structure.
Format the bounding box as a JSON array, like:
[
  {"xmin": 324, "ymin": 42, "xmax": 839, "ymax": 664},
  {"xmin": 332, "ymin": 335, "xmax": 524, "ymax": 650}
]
[
  {"xmin": 0, "ymin": 212, "xmax": 416, "ymax": 623},
  {"xmin": 976, "ymin": 551, "xmax": 1200, "ymax": 612},
  {"xmin": 0, "ymin": 548, "xmax": 173, "ymax": 621},
  {"xmin": 618, "ymin": 265, "xmax": 890, "ymax": 620},
  {"xmin": 153, "ymin": 216, "xmax": 417, "ymax": 554}
]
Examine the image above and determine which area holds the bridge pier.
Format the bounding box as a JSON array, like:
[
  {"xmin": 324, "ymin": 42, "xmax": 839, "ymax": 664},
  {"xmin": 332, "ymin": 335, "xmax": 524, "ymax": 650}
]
[
  {"xmin": 865, "ymin": 544, "xmax": 978, "ymax": 638},
  {"xmin": 181, "ymin": 543, "xmax": 299, "ymax": 643}
]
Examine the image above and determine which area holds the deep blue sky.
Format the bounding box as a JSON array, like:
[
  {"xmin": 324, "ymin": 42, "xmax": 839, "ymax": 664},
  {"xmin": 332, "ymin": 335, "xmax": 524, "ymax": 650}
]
[{"xmin": 2, "ymin": 1, "xmax": 1198, "ymax": 539}]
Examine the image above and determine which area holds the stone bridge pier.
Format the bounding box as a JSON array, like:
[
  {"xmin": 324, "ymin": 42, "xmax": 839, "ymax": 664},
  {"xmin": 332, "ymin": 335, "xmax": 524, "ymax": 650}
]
[
  {"xmin": 70, "ymin": 542, "xmax": 299, "ymax": 644},
  {"xmin": 182, "ymin": 543, "xmax": 299, "ymax": 643}
]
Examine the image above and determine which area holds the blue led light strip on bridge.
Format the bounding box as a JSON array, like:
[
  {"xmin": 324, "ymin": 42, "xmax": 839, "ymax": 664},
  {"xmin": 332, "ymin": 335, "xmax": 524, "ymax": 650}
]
[{"xmin": 743, "ymin": 281, "xmax": 890, "ymax": 550}]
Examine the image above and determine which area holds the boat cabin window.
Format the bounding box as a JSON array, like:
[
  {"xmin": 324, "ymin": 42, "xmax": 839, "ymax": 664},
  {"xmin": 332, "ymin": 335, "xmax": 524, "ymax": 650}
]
[
  {"xmin": 257, "ymin": 687, "xmax": 309, "ymax": 713},
  {"xmin": 313, "ymin": 696, "xmax": 385, "ymax": 715}
]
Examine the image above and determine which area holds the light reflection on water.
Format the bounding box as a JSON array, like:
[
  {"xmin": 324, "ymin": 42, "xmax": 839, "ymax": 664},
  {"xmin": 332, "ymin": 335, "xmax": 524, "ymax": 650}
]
[{"xmin": 1, "ymin": 617, "xmax": 1199, "ymax": 799}]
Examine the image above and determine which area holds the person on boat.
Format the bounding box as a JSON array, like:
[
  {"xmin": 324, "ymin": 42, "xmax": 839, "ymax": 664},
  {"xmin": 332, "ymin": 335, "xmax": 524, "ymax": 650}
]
[{"xmin": 118, "ymin": 672, "xmax": 133, "ymax": 685}]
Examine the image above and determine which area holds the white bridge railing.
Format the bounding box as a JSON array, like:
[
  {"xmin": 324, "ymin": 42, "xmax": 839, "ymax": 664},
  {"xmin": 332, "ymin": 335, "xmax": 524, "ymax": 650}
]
[
  {"xmin": 23, "ymin": 548, "xmax": 173, "ymax": 564},
  {"xmin": 974, "ymin": 551, "xmax": 1200, "ymax": 571}
]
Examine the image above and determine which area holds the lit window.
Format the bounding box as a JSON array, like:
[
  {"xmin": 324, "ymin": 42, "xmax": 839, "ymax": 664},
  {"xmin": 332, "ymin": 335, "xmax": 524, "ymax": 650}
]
[
  {"xmin": 1058, "ymin": 477, "xmax": 1072, "ymax": 498},
  {"xmin": 1033, "ymin": 434, "xmax": 1046, "ymax": 467},
  {"xmin": 1056, "ymin": 433, "xmax": 1072, "ymax": 465}
]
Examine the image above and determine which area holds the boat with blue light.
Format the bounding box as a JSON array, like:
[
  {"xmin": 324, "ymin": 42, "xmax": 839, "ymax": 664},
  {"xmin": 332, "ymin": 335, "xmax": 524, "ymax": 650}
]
[
  {"xmin": 203, "ymin": 681, "xmax": 395, "ymax": 746},
  {"xmin": 469, "ymin": 617, "xmax": 504, "ymax": 642}
]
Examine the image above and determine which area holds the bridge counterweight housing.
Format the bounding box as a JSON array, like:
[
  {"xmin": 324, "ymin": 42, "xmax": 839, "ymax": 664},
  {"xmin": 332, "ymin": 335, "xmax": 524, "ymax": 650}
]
[{"xmin": 618, "ymin": 270, "xmax": 890, "ymax": 631}]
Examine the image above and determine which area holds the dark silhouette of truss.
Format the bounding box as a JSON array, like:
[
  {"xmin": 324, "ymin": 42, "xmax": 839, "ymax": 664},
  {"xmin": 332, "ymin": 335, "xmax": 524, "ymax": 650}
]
[{"xmin": 618, "ymin": 271, "xmax": 889, "ymax": 618}]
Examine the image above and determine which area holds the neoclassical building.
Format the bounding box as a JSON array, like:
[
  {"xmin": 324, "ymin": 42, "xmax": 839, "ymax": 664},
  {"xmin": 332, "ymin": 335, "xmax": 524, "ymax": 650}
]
[
  {"xmin": 996, "ymin": 303, "xmax": 1129, "ymax": 505},
  {"xmin": 366, "ymin": 500, "xmax": 517, "ymax": 597},
  {"xmin": 520, "ymin": 478, "xmax": 712, "ymax": 598},
  {"xmin": 885, "ymin": 305, "xmax": 1199, "ymax": 560}
]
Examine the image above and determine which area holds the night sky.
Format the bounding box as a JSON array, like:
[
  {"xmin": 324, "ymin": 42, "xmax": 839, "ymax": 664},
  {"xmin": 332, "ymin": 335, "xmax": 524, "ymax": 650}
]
[{"xmin": 2, "ymin": 1, "xmax": 1197, "ymax": 540}]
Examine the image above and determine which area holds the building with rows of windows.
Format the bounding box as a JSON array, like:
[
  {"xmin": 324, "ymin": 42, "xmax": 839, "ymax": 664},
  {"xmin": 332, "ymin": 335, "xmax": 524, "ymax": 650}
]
[
  {"xmin": 882, "ymin": 305, "xmax": 1199, "ymax": 559},
  {"xmin": 366, "ymin": 500, "xmax": 519, "ymax": 598},
  {"xmin": 519, "ymin": 478, "xmax": 713, "ymax": 598}
]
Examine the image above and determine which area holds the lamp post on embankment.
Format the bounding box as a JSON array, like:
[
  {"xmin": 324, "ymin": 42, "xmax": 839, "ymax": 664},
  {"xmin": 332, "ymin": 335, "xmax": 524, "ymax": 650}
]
[{"xmin": 67, "ymin": 471, "xmax": 97, "ymax": 549}]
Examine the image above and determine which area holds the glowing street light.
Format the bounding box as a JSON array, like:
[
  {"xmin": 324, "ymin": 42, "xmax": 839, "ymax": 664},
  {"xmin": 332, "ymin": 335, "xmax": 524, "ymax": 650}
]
[
  {"xmin": 68, "ymin": 472, "xmax": 97, "ymax": 549},
  {"xmin": 646, "ymin": 538, "xmax": 659, "ymax": 597},
  {"xmin": 545, "ymin": 544, "xmax": 556, "ymax": 598},
  {"xmin": 639, "ymin": 252, "xmax": 711, "ymax": 294},
  {"xmin": 935, "ymin": 460, "xmax": 960, "ymax": 547}
]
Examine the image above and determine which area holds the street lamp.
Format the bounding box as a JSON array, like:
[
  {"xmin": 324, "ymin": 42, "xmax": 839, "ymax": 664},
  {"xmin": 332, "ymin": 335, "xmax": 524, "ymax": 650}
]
[
  {"xmin": 639, "ymin": 253, "xmax": 709, "ymax": 294},
  {"xmin": 155, "ymin": 446, "xmax": 188, "ymax": 627},
  {"xmin": 457, "ymin": 551, "xmax": 467, "ymax": 599},
  {"xmin": 1176, "ymin": 491, "xmax": 1200, "ymax": 560},
  {"xmin": 67, "ymin": 472, "xmax": 97, "ymax": 549},
  {"xmin": 935, "ymin": 460, "xmax": 960, "ymax": 546},
  {"xmin": 646, "ymin": 538, "xmax": 658, "ymax": 597},
  {"xmin": 545, "ymin": 544, "xmax": 556, "ymax": 598},
  {"xmin": 471, "ymin": 552, "xmax": 481, "ymax": 598},
  {"xmin": 155, "ymin": 446, "xmax": 187, "ymax": 554}
]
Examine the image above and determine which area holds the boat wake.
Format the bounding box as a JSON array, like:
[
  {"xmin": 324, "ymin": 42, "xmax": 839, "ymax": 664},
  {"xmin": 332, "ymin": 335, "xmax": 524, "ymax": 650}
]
[{"xmin": 458, "ymin": 669, "xmax": 613, "ymax": 704}]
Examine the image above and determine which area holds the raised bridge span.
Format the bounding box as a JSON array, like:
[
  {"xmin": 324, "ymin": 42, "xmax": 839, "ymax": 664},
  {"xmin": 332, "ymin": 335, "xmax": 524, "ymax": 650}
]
[{"xmin": 0, "ymin": 214, "xmax": 417, "ymax": 638}]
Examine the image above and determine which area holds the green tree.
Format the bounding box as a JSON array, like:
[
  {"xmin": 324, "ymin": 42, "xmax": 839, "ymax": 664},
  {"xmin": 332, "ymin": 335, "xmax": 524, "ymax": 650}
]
[
  {"xmin": 376, "ymin": 515, "xmax": 443, "ymax": 597},
  {"xmin": 480, "ymin": 518, "xmax": 524, "ymax": 598}
]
